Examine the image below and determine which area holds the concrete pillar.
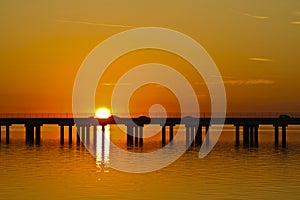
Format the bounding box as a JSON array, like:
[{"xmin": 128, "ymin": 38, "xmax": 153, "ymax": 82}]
[
  {"xmin": 274, "ymin": 125, "xmax": 279, "ymax": 147},
  {"xmin": 254, "ymin": 125, "xmax": 259, "ymax": 147},
  {"xmin": 25, "ymin": 124, "xmax": 34, "ymax": 145},
  {"xmin": 93, "ymin": 125, "xmax": 97, "ymax": 147},
  {"xmin": 205, "ymin": 125, "xmax": 210, "ymax": 147},
  {"xmin": 191, "ymin": 126, "xmax": 195, "ymax": 146},
  {"xmin": 139, "ymin": 126, "xmax": 143, "ymax": 146},
  {"xmin": 0, "ymin": 125, "xmax": 2, "ymax": 143},
  {"xmin": 36, "ymin": 125, "xmax": 41, "ymax": 145},
  {"xmin": 82, "ymin": 126, "xmax": 86, "ymax": 144},
  {"xmin": 243, "ymin": 125, "xmax": 249, "ymax": 147},
  {"xmin": 68, "ymin": 125, "xmax": 73, "ymax": 145},
  {"xmin": 6, "ymin": 125, "xmax": 10, "ymax": 144},
  {"xmin": 162, "ymin": 126, "xmax": 166, "ymax": 146},
  {"xmin": 235, "ymin": 125, "xmax": 240, "ymax": 146},
  {"xmin": 169, "ymin": 125, "xmax": 174, "ymax": 142},
  {"xmin": 76, "ymin": 126, "xmax": 81, "ymax": 145},
  {"xmin": 60, "ymin": 125, "xmax": 64, "ymax": 145},
  {"xmin": 195, "ymin": 125, "xmax": 202, "ymax": 146},
  {"xmin": 186, "ymin": 125, "xmax": 190, "ymax": 147},
  {"xmin": 250, "ymin": 126, "xmax": 254, "ymax": 147},
  {"xmin": 86, "ymin": 126, "xmax": 90, "ymax": 146},
  {"xmin": 134, "ymin": 126, "xmax": 139, "ymax": 146},
  {"xmin": 282, "ymin": 125, "xmax": 287, "ymax": 148},
  {"xmin": 126, "ymin": 125, "xmax": 133, "ymax": 146}
]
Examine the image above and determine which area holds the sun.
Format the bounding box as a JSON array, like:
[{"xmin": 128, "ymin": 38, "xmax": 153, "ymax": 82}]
[{"xmin": 95, "ymin": 108, "xmax": 111, "ymax": 119}]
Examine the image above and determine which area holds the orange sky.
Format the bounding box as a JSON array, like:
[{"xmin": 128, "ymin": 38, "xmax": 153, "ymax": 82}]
[{"xmin": 0, "ymin": 1, "xmax": 300, "ymax": 114}]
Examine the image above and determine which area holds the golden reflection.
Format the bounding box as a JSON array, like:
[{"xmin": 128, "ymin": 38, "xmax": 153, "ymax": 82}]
[{"xmin": 96, "ymin": 125, "xmax": 110, "ymax": 172}]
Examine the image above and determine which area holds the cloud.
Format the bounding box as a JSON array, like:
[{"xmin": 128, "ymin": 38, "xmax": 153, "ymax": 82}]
[
  {"xmin": 243, "ymin": 13, "xmax": 270, "ymax": 20},
  {"xmin": 194, "ymin": 79, "xmax": 275, "ymax": 86},
  {"xmin": 56, "ymin": 19, "xmax": 135, "ymax": 28},
  {"xmin": 224, "ymin": 79, "xmax": 275, "ymax": 85},
  {"xmin": 291, "ymin": 21, "xmax": 300, "ymax": 25},
  {"xmin": 248, "ymin": 57, "xmax": 273, "ymax": 62}
]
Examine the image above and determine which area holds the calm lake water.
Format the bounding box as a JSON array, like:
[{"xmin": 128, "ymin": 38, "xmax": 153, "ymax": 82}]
[{"xmin": 1, "ymin": 125, "xmax": 300, "ymax": 200}]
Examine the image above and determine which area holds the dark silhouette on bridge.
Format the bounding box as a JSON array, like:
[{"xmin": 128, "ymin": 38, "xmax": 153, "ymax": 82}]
[{"xmin": 0, "ymin": 113, "xmax": 299, "ymax": 148}]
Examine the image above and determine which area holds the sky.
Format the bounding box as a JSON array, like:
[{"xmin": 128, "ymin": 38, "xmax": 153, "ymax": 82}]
[{"xmin": 0, "ymin": 0, "xmax": 300, "ymax": 115}]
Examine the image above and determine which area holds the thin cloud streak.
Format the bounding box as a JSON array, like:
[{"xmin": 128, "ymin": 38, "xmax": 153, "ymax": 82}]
[
  {"xmin": 224, "ymin": 79, "xmax": 275, "ymax": 85},
  {"xmin": 243, "ymin": 13, "xmax": 270, "ymax": 20},
  {"xmin": 291, "ymin": 21, "xmax": 300, "ymax": 25},
  {"xmin": 56, "ymin": 19, "xmax": 135, "ymax": 28},
  {"xmin": 194, "ymin": 79, "xmax": 275, "ymax": 86},
  {"xmin": 248, "ymin": 57, "xmax": 273, "ymax": 62}
]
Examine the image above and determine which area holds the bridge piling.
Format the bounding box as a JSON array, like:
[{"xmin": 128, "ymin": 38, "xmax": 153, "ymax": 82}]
[
  {"xmin": 5, "ymin": 125, "xmax": 10, "ymax": 144},
  {"xmin": 235, "ymin": 125, "xmax": 240, "ymax": 146},
  {"xmin": 254, "ymin": 125, "xmax": 259, "ymax": 147},
  {"xmin": 274, "ymin": 125, "xmax": 279, "ymax": 147},
  {"xmin": 250, "ymin": 126, "xmax": 254, "ymax": 147},
  {"xmin": 243, "ymin": 125, "xmax": 249, "ymax": 147},
  {"xmin": 36, "ymin": 125, "xmax": 41, "ymax": 145},
  {"xmin": 205, "ymin": 125, "xmax": 210, "ymax": 147},
  {"xmin": 60, "ymin": 125, "xmax": 64, "ymax": 145},
  {"xmin": 93, "ymin": 125, "xmax": 97, "ymax": 146},
  {"xmin": 191, "ymin": 126, "xmax": 195, "ymax": 146},
  {"xmin": 134, "ymin": 126, "xmax": 139, "ymax": 146},
  {"xmin": 0, "ymin": 125, "xmax": 1, "ymax": 143},
  {"xmin": 185, "ymin": 125, "xmax": 190, "ymax": 148},
  {"xmin": 139, "ymin": 126, "xmax": 143, "ymax": 146},
  {"xmin": 195, "ymin": 125, "xmax": 202, "ymax": 146},
  {"xmin": 162, "ymin": 126, "xmax": 166, "ymax": 146},
  {"xmin": 282, "ymin": 125, "xmax": 287, "ymax": 148},
  {"xmin": 126, "ymin": 125, "xmax": 133, "ymax": 146},
  {"xmin": 86, "ymin": 125, "xmax": 90, "ymax": 146},
  {"xmin": 169, "ymin": 125, "xmax": 174, "ymax": 143},
  {"xmin": 68, "ymin": 125, "xmax": 73, "ymax": 145},
  {"xmin": 76, "ymin": 126, "xmax": 81, "ymax": 145}
]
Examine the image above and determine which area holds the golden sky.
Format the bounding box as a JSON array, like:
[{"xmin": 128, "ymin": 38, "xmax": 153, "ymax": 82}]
[{"xmin": 0, "ymin": 1, "xmax": 300, "ymax": 114}]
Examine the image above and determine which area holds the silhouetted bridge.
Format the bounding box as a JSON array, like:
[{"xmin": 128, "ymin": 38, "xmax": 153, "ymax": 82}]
[{"xmin": 1, "ymin": 114, "xmax": 300, "ymax": 148}]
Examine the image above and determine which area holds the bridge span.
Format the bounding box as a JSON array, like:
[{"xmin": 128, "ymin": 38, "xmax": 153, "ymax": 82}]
[{"xmin": 0, "ymin": 116, "xmax": 299, "ymax": 148}]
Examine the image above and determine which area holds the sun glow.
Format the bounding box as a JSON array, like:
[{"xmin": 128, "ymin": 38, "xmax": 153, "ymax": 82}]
[{"xmin": 96, "ymin": 108, "xmax": 111, "ymax": 119}]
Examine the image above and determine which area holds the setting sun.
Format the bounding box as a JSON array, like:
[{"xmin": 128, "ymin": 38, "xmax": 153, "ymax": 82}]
[{"xmin": 95, "ymin": 108, "xmax": 111, "ymax": 119}]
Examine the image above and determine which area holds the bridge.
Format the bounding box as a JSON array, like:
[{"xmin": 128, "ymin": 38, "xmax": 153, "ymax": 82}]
[{"xmin": 0, "ymin": 113, "xmax": 300, "ymax": 148}]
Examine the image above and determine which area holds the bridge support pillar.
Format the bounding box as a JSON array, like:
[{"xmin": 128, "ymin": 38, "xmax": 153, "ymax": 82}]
[
  {"xmin": 274, "ymin": 125, "xmax": 279, "ymax": 147},
  {"xmin": 82, "ymin": 126, "xmax": 86, "ymax": 145},
  {"xmin": 205, "ymin": 125, "xmax": 210, "ymax": 147},
  {"xmin": 185, "ymin": 125, "xmax": 190, "ymax": 148},
  {"xmin": 282, "ymin": 125, "xmax": 287, "ymax": 148},
  {"xmin": 191, "ymin": 126, "xmax": 195, "ymax": 146},
  {"xmin": 68, "ymin": 125, "xmax": 73, "ymax": 145},
  {"xmin": 254, "ymin": 125, "xmax": 259, "ymax": 147},
  {"xmin": 76, "ymin": 126, "xmax": 81, "ymax": 145},
  {"xmin": 235, "ymin": 125, "xmax": 240, "ymax": 146},
  {"xmin": 60, "ymin": 125, "xmax": 64, "ymax": 145},
  {"xmin": 0, "ymin": 125, "xmax": 1, "ymax": 143},
  {"xmin": 195, "ymin": 125, "xmax": 202, "ymax": 146},
  {"xmin": 6, "ymin": 125, "xmax": 10, "ymax": 144},
  {"xmin": 93, "ymin": 125, "xmax": 97, "ymax": 147},
  {"xmin": 35, "ymin": 125, "xmax": 41, "ymax": 145},
  {"xmin": 139, "ymin": 126, "xmax": 144, "ymax": 146},
  {"xmin": 250, "ymin": 126, "xmax": 254, "ymax": 147},
  {"xmin": 25, "ymin": 124, "xmax": 34, "ymax": 145},
  {"xmin": 162, "ymin": 126, "xmax": 166, "ymax": 147},
  {"xmin": 86, "ymin": 126, "xmax": 90, "ymax": 146},
  {"xmin": 243, "ymin": 125, "xmax": 249, "ymax": 147},
  {"xmin": 169, "ymin": 125, "xmax": 174, "ymax": 143},
  {"xmin": 134, "ymin": 126, "xmax": 139, "ymax": 146},
  {"xmin": 126, "ymin": 125, "xmax": 134, "ymax": 146}
]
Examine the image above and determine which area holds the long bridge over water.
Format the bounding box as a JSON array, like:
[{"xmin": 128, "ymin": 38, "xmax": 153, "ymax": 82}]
[{"xmin": 1, "ymin": 113, "xmax": 300, "ymax": 148}]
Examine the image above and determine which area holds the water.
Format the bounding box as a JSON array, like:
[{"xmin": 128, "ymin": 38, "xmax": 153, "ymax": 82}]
[{"xmin": 1, "ymin": 125, "xmax": 300, "ymax": 200}]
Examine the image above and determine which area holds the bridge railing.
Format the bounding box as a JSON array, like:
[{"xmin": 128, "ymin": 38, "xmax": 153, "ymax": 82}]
[{"xmin": 0, "ymin": 112, "xmax": 300, "ymax": 118}]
